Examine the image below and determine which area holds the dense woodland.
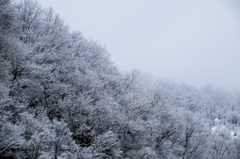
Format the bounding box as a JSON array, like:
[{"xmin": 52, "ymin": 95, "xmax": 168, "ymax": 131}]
[{"xmin": 1, "ymin": 0, "xmax": 240, "ymax": 158}]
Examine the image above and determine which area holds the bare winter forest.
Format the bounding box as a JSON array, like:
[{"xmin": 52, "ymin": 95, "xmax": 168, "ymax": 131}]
[{"xmin": 1, "ymin": 0, "xmax": 240, "ymax": 158}]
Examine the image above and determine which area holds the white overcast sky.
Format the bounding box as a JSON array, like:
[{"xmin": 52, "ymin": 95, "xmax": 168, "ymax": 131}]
[{"xmin": 32, "ymin": 0, "xmax": 240, "ymax": 90}]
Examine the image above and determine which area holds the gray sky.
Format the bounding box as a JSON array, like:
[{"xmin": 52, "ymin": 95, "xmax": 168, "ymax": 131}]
[{"xmin": 36, "ymin": 0, "xmax": 240, "ymax": 90}]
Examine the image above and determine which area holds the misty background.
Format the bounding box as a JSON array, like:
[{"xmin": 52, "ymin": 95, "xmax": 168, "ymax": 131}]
[{"xmin": 35, "ymin": 0, "xmax": 240, "ymax": 90}]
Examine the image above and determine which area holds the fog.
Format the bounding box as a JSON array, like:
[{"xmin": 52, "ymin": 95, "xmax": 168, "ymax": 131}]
[{"xmin": 36, "ymin": 0, "xmax": 240, "ymax": 90}]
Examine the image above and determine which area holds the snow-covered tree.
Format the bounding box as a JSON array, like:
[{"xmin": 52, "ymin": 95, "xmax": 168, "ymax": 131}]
[{"xmin": 90, "ymin": 130, "xmax": 122, "ymax": 158}]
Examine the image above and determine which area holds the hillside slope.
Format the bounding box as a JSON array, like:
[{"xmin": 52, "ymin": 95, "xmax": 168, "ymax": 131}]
[{"xmin": 0, "ymin": 0, "xmax": 240, "ymax": 158}]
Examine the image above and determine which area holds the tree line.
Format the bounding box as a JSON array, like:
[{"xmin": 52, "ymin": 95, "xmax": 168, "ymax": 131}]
[{"xmin": 1, "ymin": 0, "xmax": 240, "ymax": 158}]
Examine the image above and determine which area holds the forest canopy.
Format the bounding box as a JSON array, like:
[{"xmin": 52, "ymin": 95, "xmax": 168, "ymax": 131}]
[{"xmin": 1, "ymin": 0, "xmax": 240, "ymax": 158}]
